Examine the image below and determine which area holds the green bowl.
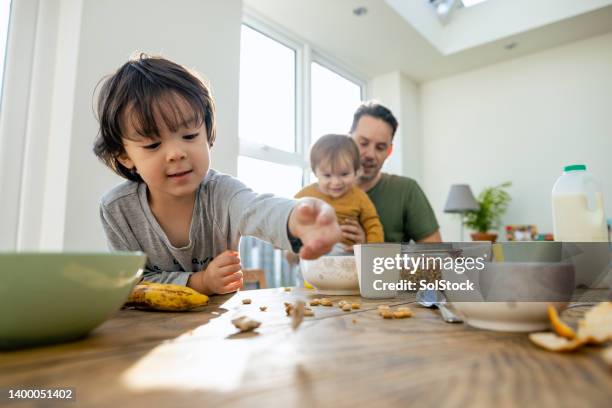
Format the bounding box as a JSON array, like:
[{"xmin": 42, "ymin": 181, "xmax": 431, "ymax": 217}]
[{"xmin": 0, "ymin": 252, "xmax": 146, "ymax": 349}]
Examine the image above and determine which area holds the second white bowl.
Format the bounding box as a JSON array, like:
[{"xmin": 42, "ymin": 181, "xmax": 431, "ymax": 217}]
[{"xmin": 301, "ymin": 256, "xmax": 359, "ymax": 295}]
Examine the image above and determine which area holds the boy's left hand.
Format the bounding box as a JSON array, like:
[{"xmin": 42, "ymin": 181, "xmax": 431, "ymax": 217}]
[{"xmin": 288, "ymin": 198, "xmax": 342, "ymax": 259}]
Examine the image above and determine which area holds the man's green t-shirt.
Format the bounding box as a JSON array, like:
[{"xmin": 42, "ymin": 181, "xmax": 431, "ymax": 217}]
[{"xmin": 366, "ymin": 173, "xmax": 439, "ymax": 243}]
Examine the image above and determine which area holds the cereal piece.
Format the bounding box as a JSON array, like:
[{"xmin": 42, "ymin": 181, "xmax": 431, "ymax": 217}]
[
  {"xmin": 602, "ymin": 346, "xmax": 612, "ymax": 366},
  {"xmin": 292, "ymin": 300, "xmax": 305, "ymax": 330},
  {"xmin": 351, "ymin": 303, "xmax": 360, "ymax": 309},
  {"xmin": 259, "ymin": 306, "xmax": 267, "ymax": 312},
  {"xmin": 242, "ymin": 298, "xmax": 252, "ymax": 305},
  {"xmin": 393, "ymin": 310, "xmax": 412, "ymax": 319},
  {"xmin": 321, "ymin": 298, "xmax": 333, "ymax": 307},
  {"xmin": 577, "ymin": 302, "xmax": 612, "ymax": 344},
  {"xmin": 310, "ymin": 299, "xmax": 320, "ymax": 306},
  {"xmin": 352, "ymin": 319, "xmax": 357, "ymax": 324},
  {"xmin": 284, "ymin": 287, "xmax": 292, "ymax": 292},
  {"xmin": 285, "ymin": 304, "xmax": 294, "ymax": 316},
  {"xmin": 231, "ymin": 316, "xmax": 261, "ymax": 332},
  {"xmin": 342, "ymin": 304, "xmax": 352, "ymax": 312},
  {"xmin": 547, "ymin": 304, "xmax": 576, "ymax": 339},
  {"xmin": 529, "ymin": 332, "xmax": 586, "ymax": 352},
  {"xmin": 381, "ymin": 310, "xmax": 394, "ymax": 319},
  {"xmin": 396, "ymin": 307, "xmax": 413, "ymax": 317},
  {"xmin": 378, "ymin": 305, "xmax": 390, "ymax": 316},
  {"xmin": 304, "ymin": 309, "xmax": 314, "ymax": 317}
]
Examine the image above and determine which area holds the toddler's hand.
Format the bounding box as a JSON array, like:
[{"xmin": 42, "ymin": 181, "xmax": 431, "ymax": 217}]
[{"xmin": 201, "ymin": 250, "xmax": 243, "ymax": 294}]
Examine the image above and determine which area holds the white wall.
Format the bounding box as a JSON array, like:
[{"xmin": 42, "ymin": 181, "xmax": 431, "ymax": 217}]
[
  {"xmin": 12, "ymin": 0, "xmax": 243, "ymax": 251},
  {"xmin": 369, "ymin": 72, "xmax": 402, "ymax": 176},
  {"xmin": 369, "ymin": 71, "xmax": 422, "ymax": 183},
  {"xmin": 421, "ymin": 32, "xmax": 612, "ymax": 241}
]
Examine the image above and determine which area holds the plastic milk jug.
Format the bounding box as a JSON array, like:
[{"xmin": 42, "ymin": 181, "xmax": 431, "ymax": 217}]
[{"xmin": 552, "ymin": 164, "xmax": 607, "ymax": 242}]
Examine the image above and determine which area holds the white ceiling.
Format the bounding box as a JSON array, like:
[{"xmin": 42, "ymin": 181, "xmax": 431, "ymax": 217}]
[{"xmin": 243, "ymin": 0, "xmax": 612, "ymax": 82}]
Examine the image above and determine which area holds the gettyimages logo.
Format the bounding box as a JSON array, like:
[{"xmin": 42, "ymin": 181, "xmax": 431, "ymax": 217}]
[{"xmin": 372, "ymin": 252, "xmax": 486, "ymax": 274}]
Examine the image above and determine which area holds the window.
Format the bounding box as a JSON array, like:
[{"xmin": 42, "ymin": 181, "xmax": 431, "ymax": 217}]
[
  {"xmin": 239, "ymin": 25, "xmax": 296, "ymax": 153},
  {"xmin": 310, "ymin": 61, "xmax": 362, "ymax": 146},
  {"xmin": 0, "ymin": 0, "xmax": 12, "ymax": 103},
  {"xmin": 237, "ymin": 156, "xmax": 303, "ymax": 198},
  {"xmin": 238, "ymin": 15, "xmax": 365, "ymax": 287}
]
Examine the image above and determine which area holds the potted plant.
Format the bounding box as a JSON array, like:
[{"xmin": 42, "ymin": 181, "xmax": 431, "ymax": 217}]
[{"xmin": 464, "ymin": 182, "xmax": 512, "ymax": 243}]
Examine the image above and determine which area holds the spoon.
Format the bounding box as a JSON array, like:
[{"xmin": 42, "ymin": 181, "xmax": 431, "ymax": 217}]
[{"xmin": 416, "ymin": 289, "xmax": 463, "ymax": 323}]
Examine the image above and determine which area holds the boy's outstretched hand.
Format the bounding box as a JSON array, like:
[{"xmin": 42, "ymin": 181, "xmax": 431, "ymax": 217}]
[
  {"xmin": 187, "ymin": 250, "xmax": 243, "ymax": 295},
  {"xmin": 288, "ymin": 198, "xmax": 342, "ymax": 259}
]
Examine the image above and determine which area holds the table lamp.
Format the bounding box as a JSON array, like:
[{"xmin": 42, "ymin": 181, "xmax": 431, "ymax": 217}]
[{"xmin": 444, "ymin": 184, "xmax": 479, "ymax": 241}]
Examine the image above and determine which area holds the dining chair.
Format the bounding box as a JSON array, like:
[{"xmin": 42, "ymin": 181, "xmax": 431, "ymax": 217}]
[{"xmin": 242, "ymin": 268, "xmax": 268, "ymax": 290}]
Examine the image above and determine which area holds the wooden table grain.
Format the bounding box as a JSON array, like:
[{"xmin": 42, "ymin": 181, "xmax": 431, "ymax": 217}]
[{"xmin": 1, "ymin": 288, "xmax": 610, "ymax": 408}]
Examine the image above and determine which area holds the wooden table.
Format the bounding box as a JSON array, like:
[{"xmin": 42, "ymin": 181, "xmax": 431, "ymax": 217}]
[{"xmin": 1, "ymin": 289, "xmax": 610, "ymax": 407}]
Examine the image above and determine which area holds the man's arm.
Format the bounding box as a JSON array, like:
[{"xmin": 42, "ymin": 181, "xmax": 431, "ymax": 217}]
[
  {"xmin": 416, "ymin": 230, "xmax": 442, "ymax": 243},
  {"xmin": 404, "ymin": 178, "xmax": 440, "ymax": 243}
]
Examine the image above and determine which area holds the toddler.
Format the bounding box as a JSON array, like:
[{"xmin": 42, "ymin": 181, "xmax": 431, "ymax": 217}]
[{"xmin": 295, "ymin": 134, "xmax": 383, "ymax": 250}]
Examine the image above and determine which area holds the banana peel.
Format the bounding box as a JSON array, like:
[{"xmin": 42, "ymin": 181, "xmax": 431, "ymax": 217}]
[
  {"xmin": 530, "ymin": 302, "xmax": 612, "ymax": 352},
  {"xmin": 547, "ymin": 304, "xmax": 576, "ymax": 339},
  {"xmin": 125, "ymin": 281, "xmax": 209, "ymax": 311}
]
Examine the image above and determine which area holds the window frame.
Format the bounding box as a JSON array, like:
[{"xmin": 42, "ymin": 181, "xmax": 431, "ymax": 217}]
[
  {"xmin": 0, "ymin": 0, "xmax": 13, "ymax": 107},
  {"xmin": 240, "ymin": 8, "xmax": 367, "ymax": 187},
  {"xmin": 0, "ymin": 0, "xmax": 38, "ymax": 250}
]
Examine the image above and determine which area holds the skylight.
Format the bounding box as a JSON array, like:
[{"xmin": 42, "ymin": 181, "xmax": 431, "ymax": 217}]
[{"xmin": 461, "ymin": 0, "xmax": 489, "ymax": 7}]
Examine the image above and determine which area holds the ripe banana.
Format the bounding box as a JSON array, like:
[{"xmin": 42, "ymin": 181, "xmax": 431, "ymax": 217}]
[{"xmin": 126, "ymin": 281, "xmax": 209, "ymax": 311}]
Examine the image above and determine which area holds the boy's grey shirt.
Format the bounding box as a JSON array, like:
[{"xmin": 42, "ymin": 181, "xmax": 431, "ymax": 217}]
[{"xmin": 100, "ymin": 169, "xmax": 296, "ymax": 285}]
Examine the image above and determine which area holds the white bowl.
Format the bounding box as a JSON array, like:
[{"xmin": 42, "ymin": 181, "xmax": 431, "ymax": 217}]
[
  {"xmin": 442, "ymin": 260, "xmax": 575, "ymax": 332},
  {"xmin": 449, "ymin": 302, "xmax": 568, "ymax": 332},
  {"xmin": 301, "ymin": 256, "xmax": 359, "ymax": 295}
]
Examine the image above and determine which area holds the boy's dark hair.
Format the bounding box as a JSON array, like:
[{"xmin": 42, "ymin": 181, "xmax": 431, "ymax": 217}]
[
  {"xmin": 349, "ymin": 100, "xmax": 398, "ymax": 139},
  {"xmin": 310, "ymin": 134, "xmax": 360, "ymax": 174},
  {"xmin": 93, "ymin": 53, "xmax": 216, "ymax": 182}
]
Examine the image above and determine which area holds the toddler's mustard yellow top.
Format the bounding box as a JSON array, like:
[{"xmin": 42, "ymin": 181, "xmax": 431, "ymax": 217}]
[{"xmin": 295, "ymin": 184, "xmax": 384, "ymax": 245}]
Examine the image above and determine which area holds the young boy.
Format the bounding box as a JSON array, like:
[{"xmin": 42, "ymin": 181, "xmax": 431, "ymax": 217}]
[
  {"xmin": 93, "ymin": 54, "xmax": 341, "ymax": 295},
  {"xmin": 295, "ymin": 134, "xmax": 384, "ymax": 250}
]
